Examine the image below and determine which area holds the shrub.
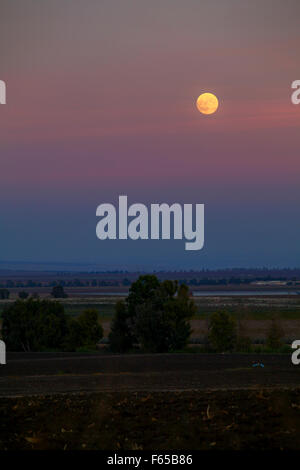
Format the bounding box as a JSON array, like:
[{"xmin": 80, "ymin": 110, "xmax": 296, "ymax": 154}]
[
  {"xmin": 64, "ymin": 318, "xmax": 82, "ymax": 351},
  {"xmin": 266, "ymin": 318, "xmax": 284, "ymax": 350},
  {"xmin": 208, "ymin": 311, "xmax": 237, "ymax": 352}
]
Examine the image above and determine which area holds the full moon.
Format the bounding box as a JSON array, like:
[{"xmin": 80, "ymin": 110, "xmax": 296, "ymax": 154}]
[{"xmin": 196, "ymin": 93, "xmax": 219, "ymax": 115}]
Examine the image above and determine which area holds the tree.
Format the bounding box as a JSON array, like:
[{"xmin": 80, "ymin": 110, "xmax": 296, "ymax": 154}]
[
  {"xmin": 208, "ymin": 311, "xmax": 237, "ymax": 352},
  {"xmin": 51, "ymin": 285, "xmax": 68, "ymax": 298},
  {"xmin": 2, "ymin": 298, "xmax": 68, "ymax": 351},
  {"xmin": 109, "ymin": 301, "xmax": 134, "ymax": 352},
  {"xmin": 127, "ymin": 275, "xmax": 160, "ymax": 316},
  {"xmin": 109, "ymin": 275, "xmax": 195, "ymax": 353},
  {"xmin": 2, "ymin": 300, "xmax": 103, "ymax": 352},
  {"xmin": 64, "ymin": 309, "xmax": 103, "ymax": 351},
  {"xmin": 77, "ymin": 309, "xmax": 103, "ymax": 346},
  {"xmin": 133, "ymin": 282, "xmax": 194, "ymax": 352},
  {"xmin": 64, "ymin": 319, "xmax": 83, "ymax": 351}
]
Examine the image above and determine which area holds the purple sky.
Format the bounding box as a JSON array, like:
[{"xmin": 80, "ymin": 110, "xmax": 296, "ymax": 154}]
[{"xmin": 0, "ymin": 0, "xmax": 300, "ymax": 270}]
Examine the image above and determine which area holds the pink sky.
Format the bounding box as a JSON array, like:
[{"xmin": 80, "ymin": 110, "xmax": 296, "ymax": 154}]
[{"xmin": 0, "ymin": 0, "xmax": 299, "ymax": 268}]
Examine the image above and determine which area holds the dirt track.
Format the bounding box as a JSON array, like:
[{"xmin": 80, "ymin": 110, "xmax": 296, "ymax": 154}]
[{"xmin": 1, "ymin": 353, "xmax": 300, "ymax": 396}]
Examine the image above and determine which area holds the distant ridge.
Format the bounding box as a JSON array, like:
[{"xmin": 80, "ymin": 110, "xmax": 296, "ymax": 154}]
[{"xmin": 0, "ymin": 260, "xmax": 300, "ymax": 279}]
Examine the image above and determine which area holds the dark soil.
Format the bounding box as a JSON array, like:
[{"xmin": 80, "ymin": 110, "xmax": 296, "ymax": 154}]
[
  {"xmin": 1, "ymin": 353, "xmax": 300, "ymax": 450},
  {"xmin": 2, "ymin": 389, "xmax": 300, "ymax": 450},
  {"xmin": 1, "ymin": 353, "xmax": 300, "ymax": 396}
]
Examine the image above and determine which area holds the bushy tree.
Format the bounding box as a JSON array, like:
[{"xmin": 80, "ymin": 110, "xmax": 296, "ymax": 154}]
[
  {"xmin": 109, "ymin": 301, "xmax": 134, "ymax": 352},
  {"xmin": 127, "ymin": 275, "xmax": 160, "ymax": 316},
  {"xmin": 77, "ymin": 309, "xmax": 103, "ymax": 346},
  {"xmin": 109, "ymin": 275, "xmax": 195, "ymax": 353},
  {"xmin": 51, "ymin": 285, "xmax": 68, "ymax": 298},
  {"xmin": 64, "ymin": 309, "xmax": 103, "ymax": 351},
  {"xmin": 2, "ymin": 300, "xmax": 103, "ymax": 352},
  {"xmin": 208, "ymin": 311, "xmax": 237, "ymax": 352},
  {"xmin": 2, "ymin": 299, "xmax": 68, "ymax": 351},
  {"xmin": 64, "ymin": 319, "xmax": 82, "ymax": 351},
  {"xmin": 134, "ymin": 283, "xmax": 194, "ymax": 352}
]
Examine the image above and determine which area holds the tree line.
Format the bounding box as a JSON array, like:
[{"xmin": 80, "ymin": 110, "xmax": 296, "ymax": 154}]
[
  {"xmin": 0, "ymin": 275, "xmax": 288, "ymax": 353},
  {"xmin": 1, "ymin": 299, "xmax": 103, "ymax": 352}
]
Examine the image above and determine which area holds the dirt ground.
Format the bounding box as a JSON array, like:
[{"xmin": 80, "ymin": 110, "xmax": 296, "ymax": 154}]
[
  {"xmin": 1, "ymin": 353, "xmax": 300, "ymax": 450},
  {"xmin": 2, "ymin": 389, "xmax": 300, "ymax": 450},
  {"xmin": 1, "ymin": 352, "xmax": 300, "ymax": 396}
]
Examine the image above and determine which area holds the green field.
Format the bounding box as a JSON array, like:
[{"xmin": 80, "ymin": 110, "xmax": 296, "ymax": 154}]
[{"xmin": 1, "ymin": 295, "xmax": 300, "ymax": 321}]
